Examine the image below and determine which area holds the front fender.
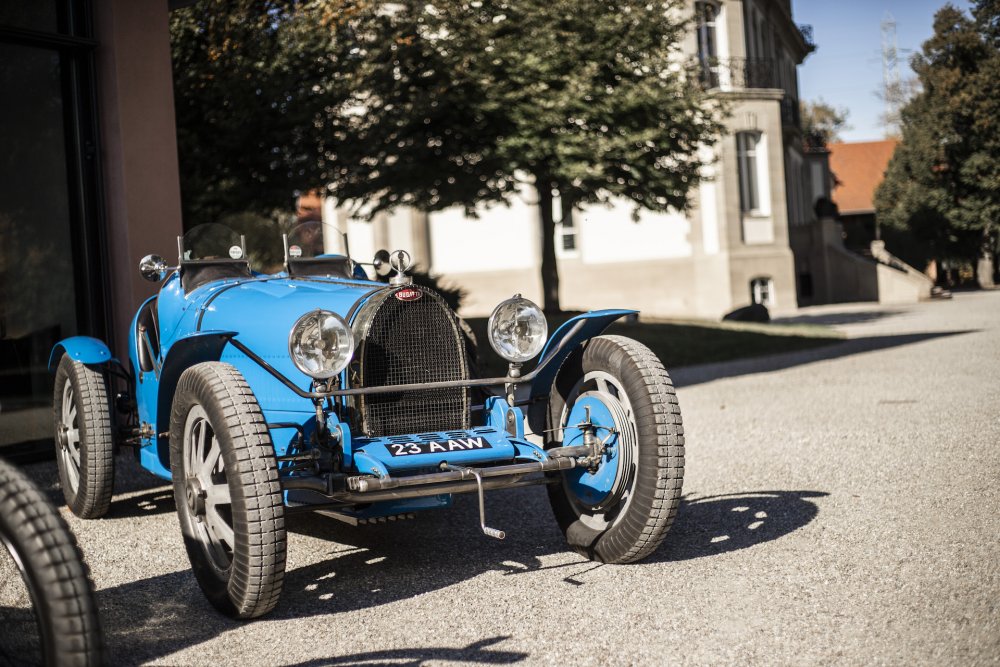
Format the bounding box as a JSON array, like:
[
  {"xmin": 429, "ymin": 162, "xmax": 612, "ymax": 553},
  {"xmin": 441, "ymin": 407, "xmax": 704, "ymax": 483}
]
[
  {"xmin": 49, "ymin": 336, "xmax": 113, "ymax": 371},
  {"xmin": 526, "ymin": 309, "xmax": 636, "ymax": 435},
  {"xmin": 149, "ymin": 330, "xmax": 235, "ymax": 470}
]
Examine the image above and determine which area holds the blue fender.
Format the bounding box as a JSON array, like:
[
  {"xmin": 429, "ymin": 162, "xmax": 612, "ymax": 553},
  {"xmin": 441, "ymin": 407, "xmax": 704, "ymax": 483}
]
[
  {"xmin": 526, "ymin": 309, "xmax": 636, "ymax": 435},
  {"xmin": 49, "ymin": 336, "xmax": 113, "ymax": 371},
  {"xmin": 143, "ymin": 330, "xmax": 236, "ymax": 472}
]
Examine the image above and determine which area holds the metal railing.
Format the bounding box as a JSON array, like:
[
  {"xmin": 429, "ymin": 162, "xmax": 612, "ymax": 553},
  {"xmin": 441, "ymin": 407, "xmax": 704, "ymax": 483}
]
[{"xmin": 701, "ymin": 57, "xmax": 781, "ymax": 90}]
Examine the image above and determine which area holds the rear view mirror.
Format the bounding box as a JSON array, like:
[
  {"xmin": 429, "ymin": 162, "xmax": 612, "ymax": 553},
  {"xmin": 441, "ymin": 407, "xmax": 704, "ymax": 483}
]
[{"xmin": 139, "ymin": 255, "xmax": 171, "ymax": 282}]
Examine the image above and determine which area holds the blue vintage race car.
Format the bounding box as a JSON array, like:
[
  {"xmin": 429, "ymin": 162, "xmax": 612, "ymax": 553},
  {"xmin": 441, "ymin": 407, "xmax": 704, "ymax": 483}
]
[{"xmin": 50, "ymin": 224, "xmax": 685, "ymax": 618}]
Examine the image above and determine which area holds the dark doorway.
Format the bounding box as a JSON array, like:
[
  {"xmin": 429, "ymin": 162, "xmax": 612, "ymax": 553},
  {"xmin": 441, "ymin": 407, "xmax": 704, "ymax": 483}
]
[{"xmin": 0, "ymin": 1, "xmax": 108, "ymax": 458}]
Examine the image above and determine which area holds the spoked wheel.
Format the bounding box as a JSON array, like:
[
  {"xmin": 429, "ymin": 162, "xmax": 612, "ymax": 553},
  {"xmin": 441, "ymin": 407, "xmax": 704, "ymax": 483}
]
[
  {"xmin": 181, "ymin": 405, "xmax": 236, "ymax": 572},
  {"xmin": 546, "ymin": 335, "xmax": 684, "ymax": 563},
  {"xmin": 52, "ymin": 356, "xmax": 114, "ymax": 519},
  {"xmin": 169, "ymin": 362, "xmax": 286, "ymax": 619},
  {"xmin": 0, "ymin": 458, "xmax": 105, "ymax": 666}
]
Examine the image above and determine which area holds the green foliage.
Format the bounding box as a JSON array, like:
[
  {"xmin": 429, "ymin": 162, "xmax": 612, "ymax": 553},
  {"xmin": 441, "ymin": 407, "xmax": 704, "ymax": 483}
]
[
  {"xmin": 172, "ymin": 1, "xmax": 723, "ymax": 310},
  {"xmin": 171, "ymin": 1, "xmax": 351, "ymax": 226},
  {"xmin": 332, "ymin": 1, "xmax": 722, "ymax": 310},
  {"xmin": 874, "ymin": 2, "xmax": 1000, "ymax": 269},
  {"xmin": 800, "ymin": 98, "xmax": 850, "ymax": 149}
]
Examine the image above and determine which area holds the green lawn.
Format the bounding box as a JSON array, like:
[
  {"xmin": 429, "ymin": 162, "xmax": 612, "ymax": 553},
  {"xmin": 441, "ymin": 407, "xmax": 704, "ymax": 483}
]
[{"xmin": 465, "ymin": 313, "xmax": 844, "ymax": 377}]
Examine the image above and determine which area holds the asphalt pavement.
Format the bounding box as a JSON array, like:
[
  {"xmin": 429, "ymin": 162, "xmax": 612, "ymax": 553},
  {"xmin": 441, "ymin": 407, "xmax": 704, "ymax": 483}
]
[{"xmin": 3, "ymin": 290, "xmax": 999, "ymax": 666}]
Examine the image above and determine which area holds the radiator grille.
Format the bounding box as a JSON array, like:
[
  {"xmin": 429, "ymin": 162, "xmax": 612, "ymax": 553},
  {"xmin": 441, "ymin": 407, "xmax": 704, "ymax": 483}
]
[{"xmin": 355, "ymin": 286, "xmax": 470, "ymax": 436}]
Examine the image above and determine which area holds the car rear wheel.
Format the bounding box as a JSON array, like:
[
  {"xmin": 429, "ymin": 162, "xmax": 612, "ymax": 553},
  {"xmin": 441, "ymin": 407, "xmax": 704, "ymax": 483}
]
[
  {"xmin": 546, "ymin": 335, "xmax": 685, "ymax": 563},
  {"xmin": 52, "ymin": 355, "xmax": 115, "ymax": 519},
  {"xmin": 169, "ymin": 362, "xmax": 286, "ymax": 619}
]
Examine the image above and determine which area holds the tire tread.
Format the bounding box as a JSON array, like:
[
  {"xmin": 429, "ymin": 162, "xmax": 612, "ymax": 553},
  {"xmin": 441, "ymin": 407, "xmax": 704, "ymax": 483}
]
[{"xmin": 0, "ymin": 459, "xmax": 104, "ymax": 665}]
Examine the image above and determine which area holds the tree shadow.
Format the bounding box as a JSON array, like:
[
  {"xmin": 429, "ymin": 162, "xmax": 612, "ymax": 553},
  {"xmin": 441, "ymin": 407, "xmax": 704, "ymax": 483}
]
[
  {"xmin": 771, "ymin": 310, "xmax": 904, "ymax": 327},
  {"xmin": 106, "ymin": 487, "xmax": 176, "ymax": 519},
  {"xmin": 92, "ymin": 486, "xmax": 826, "ymax": 664},
  {"xmin": 670, "ymin": 330, "xmax": 974, "ymax": 388},
  {"xmin": 283, "ymin": 636, "xmax": 528, "ymax": 666},
  {"xmin": 653, "ymin": 490, "xmax": 828, "ymax": 562}
]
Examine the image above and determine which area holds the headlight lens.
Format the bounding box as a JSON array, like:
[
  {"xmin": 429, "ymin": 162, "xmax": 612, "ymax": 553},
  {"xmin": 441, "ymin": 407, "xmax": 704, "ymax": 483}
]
[
  {"xmin": 288, "ymin": 310, "xmax": 354, "ymax": 379},
  {"xmin": 488, "ymin": 296, "xmax": 548, "ymax": 363}
]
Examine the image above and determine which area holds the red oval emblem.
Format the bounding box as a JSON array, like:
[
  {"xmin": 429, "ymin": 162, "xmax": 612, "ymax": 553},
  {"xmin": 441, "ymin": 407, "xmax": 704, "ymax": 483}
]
[{"xmin": 394, "ymin": 288, "xmax": 423, "ymax": 302}]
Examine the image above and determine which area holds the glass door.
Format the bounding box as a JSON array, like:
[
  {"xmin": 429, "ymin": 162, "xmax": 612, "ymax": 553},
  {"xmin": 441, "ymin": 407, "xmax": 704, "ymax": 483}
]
[{"xmin": 0, "ymin": 2, "xmax": 107, "ymax": 457}]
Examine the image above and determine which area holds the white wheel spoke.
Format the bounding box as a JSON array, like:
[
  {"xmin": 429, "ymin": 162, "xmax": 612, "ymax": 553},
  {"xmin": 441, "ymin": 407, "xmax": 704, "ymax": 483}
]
[
  {"xmin": 194, "ymin": 421, "xmax": 207, "ymax": 470},
  {"xmin": 201, "ymin": 439, "xmax": 221, "ymax": 481},
  {"xmin": 67, "ymin": 403, "xmax": 77, "ymax": 423},
  {"xmin": 206, "ymin": 482, "xmax": 231, "ymax": 506},
  {"xmin": 205, "ymin": 506, "xmax": 235, "ymax": 548},
  {"xmin": 66, "ymin": 428, "xmax": 80, "ymax": 446},
  {"xmin": 69, "ymin": 442, "xmax": 81, "ymax": 467},
  {"xmin": 64, "ymin": 450, "xmax": 80, "ymax": 489}
]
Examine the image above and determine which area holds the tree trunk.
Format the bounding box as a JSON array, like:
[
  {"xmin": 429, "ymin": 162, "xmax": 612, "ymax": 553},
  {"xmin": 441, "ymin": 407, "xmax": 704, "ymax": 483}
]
[{"xmin": 536, "ymin": 178, "xmax": 561, "ymax": 313}]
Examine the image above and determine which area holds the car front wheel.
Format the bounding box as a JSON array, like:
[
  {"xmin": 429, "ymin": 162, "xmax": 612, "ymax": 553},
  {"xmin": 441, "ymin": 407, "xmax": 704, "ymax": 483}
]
[
  {"xmin": 546, "ymin": 335, "xmax": 685, "ymax": 564},
  {"xmin": 169, "ymin": 362, "xmax": 286, "ymax": 619}
]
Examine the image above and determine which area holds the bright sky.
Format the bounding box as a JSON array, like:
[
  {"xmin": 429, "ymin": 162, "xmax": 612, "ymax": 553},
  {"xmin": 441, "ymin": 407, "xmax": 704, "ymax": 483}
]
[{"xmin": 793, "ymin": 0, "xmax": 962, "ymax": 142}]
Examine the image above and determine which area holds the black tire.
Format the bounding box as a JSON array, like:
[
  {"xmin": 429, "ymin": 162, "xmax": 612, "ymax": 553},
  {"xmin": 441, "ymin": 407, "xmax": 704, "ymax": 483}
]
[
  {"xmin": 546, "ymin": 335, "xmax": 684, "ymax": 563},
  {"xmin": 52, "ymin": 355, "xmax": 115, "ymax": 519},
  {"xmin": 169, "ymin": 362, "xmax": 286, "ymax": 619},
  {"xmin": 0, "ymin": 458, "xmax": 105, "ymax": 666}
]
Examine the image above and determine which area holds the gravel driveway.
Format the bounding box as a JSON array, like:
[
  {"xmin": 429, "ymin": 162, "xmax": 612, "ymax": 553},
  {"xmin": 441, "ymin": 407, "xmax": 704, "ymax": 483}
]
[{"xmin": 4, "ymin": 291, "xmax": 998, "ymax": 666}]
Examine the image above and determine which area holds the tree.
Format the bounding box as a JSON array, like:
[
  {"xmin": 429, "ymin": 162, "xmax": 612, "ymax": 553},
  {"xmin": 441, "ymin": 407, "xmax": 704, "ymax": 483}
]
[
  {"xmin": 172, "ymin": 1, "xmax": 723, "ymax": 312},
  {"xmin": 330, "ymin": 1, "xmax": 723, "ymax": 312},
  {"xmin": 873, "ymin": 2, "xmax": 1000, "ymax": 286},
  {"xmin": 170, "ymin": 1, "xmax": 353, "ymax": 226},
  {"xmin": 800, "ymin": 99, "xmax": 850, "ymax": 149}
]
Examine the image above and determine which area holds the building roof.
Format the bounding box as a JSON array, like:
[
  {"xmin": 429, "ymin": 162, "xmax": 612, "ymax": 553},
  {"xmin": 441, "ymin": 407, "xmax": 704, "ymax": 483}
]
[{"xmin": 828, "ymin": 140, "xmax": 899, "ymax": 215}]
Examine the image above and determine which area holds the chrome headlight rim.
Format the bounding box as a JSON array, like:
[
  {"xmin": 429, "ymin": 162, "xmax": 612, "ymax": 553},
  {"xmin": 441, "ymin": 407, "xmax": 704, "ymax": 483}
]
[
  {"xmin": 287, "ymin": 309, "xmax": 355, "ymax": 380},
  {"xmin": 487, "ymin": 295, "xmax": 548, "ymax": 363}
]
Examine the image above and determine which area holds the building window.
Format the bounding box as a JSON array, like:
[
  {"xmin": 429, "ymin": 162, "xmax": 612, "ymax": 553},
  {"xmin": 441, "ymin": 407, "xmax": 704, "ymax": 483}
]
[
  {"xmin": 737, "ymin": 131, "xmax": 763, "ymax": 213},
  {"xmin": 750, "ymin": 276, "xmax": 774, "ymax": 306},
  {"xmin": 556, "ymin": 206, "xmax": 578, "ymax": 257},
  {"xmin": 561, "ymin": 227, "xmax": 577, "ymax": 252},
  {"xmin": 696, "ymin": 1, "xmax": 719, "ymax": 88}
]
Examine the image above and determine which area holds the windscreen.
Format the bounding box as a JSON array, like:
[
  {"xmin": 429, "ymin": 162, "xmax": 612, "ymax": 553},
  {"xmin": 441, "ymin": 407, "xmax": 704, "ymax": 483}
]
[{"xmin": 181, "ymin": 223, "xmax": 245, "ymax": 262}]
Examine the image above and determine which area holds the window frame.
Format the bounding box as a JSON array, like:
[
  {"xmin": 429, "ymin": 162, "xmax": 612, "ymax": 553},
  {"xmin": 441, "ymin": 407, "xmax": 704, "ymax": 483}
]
[
  {"xmin": 750, "ymin": 276, "xmax": 774, "ymax": 307},
  {"xmin": 737, "ymin": 131, "xmax": 764, "ymax": 215}
]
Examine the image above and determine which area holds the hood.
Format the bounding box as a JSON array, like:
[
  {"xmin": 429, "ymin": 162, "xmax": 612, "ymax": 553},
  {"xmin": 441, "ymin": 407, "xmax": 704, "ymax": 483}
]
[
  {"xmin": 197, "ymin": 276, "xmax": 383, "ymax": 334},
  {"xmin": 184, "ymin": 276, "xmax": 384, "ymax": 395}
]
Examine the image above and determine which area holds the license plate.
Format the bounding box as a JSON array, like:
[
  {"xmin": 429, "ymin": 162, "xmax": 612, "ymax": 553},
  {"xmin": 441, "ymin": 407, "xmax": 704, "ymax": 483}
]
[{"xmin": 386, "ymin": 437, "xmax": 492, "ymax": 457}]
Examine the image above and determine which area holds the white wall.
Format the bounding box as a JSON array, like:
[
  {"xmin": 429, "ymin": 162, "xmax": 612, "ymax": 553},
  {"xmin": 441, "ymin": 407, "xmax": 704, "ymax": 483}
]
[
  {"xmin": 577, "ymin": 201, "xmax": 693, "ymax": 263},
  {"xmin": 428, "ymin": 190, "xmax": 538, "ymax": 274}
]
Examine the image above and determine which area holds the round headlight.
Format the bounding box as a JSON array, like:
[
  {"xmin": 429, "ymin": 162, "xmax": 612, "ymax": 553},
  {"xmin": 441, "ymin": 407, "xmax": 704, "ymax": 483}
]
[
  {"xmin": 288, "ymin": 310, "xmax": 354, "ymax": 379},
  {"xmin": 488, "ymin": 296, "xmax": 548, "ymax": 363}
]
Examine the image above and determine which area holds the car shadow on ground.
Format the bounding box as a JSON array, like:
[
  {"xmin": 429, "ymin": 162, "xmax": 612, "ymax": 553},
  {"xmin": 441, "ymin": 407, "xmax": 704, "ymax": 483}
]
[
  {"xmin": 88, "ymin": 484, "xmax": 827, "ymax": 664},
  {"xmin": 671, "ymin": 330, "xmax": 974, "ymax": 388}
]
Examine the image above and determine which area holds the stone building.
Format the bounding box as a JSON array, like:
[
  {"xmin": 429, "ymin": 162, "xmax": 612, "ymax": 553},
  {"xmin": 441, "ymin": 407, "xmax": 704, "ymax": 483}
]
[{"xmin": 326, "ymin": 0, "xmax": 817, "ymax": 318}]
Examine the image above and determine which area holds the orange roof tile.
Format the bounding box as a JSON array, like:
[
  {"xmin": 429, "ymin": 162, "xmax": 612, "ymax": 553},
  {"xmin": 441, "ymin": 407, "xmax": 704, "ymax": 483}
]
[{"xmin": 828, "ymin": 140, "xmax": 899, "ymax": 215}]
